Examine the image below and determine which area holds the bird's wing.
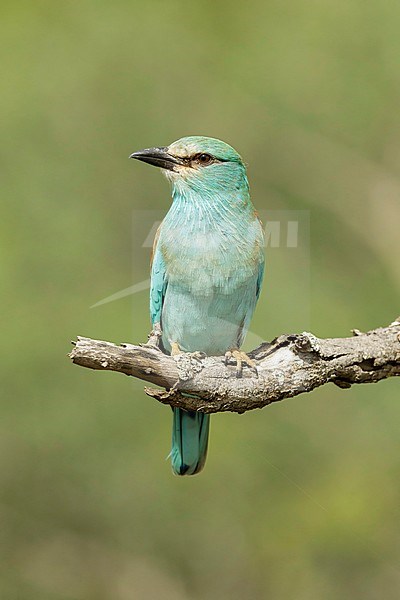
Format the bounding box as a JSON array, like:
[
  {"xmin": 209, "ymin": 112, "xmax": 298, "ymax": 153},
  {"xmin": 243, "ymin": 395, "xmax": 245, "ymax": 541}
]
[
  {"xmin": 150, "ymin": 223, "xmax": 168, "ymax": 326},
  {"xmin": 236, "ymin": 256, "xmax": 265, "ymax": 348},
  {"xmin": 256, "ymin": 256, "xmax": 265, "ymax": 302}
]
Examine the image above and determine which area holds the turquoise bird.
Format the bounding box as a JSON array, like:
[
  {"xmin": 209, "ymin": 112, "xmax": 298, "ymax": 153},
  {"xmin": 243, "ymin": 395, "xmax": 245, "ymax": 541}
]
[{"xmin": 130, "ymin": 136, "xmax": 264, "ymax": 475}]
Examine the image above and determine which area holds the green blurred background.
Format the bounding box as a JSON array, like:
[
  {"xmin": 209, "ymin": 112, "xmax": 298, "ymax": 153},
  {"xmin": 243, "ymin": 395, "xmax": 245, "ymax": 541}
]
[{"xmin": 2, "ymin": 1, "xmax": 400, "ymax": 598}]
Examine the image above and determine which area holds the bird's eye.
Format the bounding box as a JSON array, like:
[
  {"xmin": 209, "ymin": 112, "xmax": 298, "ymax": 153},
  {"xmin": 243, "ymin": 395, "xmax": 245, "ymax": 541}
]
[{"xmin": 194, "ymin": 153, "xmax": 213, "ymax": 166}]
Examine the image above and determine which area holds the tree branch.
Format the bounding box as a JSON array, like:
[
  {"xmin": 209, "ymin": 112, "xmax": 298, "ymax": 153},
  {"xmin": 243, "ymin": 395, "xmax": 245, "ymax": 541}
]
[{"xmin": 69, "ymin": 319, "xmax": 400, "ymax": 414}]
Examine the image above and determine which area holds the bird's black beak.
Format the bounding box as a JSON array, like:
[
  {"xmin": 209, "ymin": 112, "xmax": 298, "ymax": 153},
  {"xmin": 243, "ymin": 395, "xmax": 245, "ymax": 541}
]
[{"xmin": 129, "ymin": 147, "xmax": 184, "ymax": 171}]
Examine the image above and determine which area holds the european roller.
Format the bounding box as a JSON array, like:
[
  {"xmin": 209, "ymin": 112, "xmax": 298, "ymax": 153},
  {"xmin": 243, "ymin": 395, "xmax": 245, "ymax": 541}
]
[{"xmin": 130, "ymin": 136, "xmax": 264, "ymax": 476}]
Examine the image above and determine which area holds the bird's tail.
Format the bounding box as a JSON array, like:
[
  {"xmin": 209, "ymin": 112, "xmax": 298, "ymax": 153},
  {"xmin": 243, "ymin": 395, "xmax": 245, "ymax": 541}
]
[{"xmin": 171, "ymin": 408, "xmax": 210, "ymax": 476}]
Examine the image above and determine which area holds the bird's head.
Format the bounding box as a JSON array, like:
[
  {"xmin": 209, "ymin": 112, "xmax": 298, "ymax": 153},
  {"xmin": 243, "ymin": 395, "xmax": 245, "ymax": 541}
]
[{"xmin": 130, "ymin": 136, "xmax": 248, "ymax": 196}]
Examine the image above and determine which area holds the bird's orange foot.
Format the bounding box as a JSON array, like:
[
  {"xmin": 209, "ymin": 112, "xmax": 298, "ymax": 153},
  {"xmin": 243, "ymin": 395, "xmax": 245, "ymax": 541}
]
[
  {"xmin": 170, "ymin": 341, "xmax": 183, "ymax": 356},
  {"xmin": 224, "ymin": 348, "xmax": 258, "ymax": 378},
  {"xmin": 170, "ymin": 342, "xmax": 206, "ymax": 361}
]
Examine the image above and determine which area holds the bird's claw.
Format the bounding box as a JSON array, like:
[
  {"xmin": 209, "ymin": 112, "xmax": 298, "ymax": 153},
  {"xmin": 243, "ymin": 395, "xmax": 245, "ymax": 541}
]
[
  {"xmin": 224, "ymin": 349, "xmax": 258, "ymax": 378},
  {"xmin": 170, "ymin": 342, "xmax": 206, "ymax": 362},
  {"xmin": 170, "ymin": 341, "xmax": 182, "ymax": 356}
]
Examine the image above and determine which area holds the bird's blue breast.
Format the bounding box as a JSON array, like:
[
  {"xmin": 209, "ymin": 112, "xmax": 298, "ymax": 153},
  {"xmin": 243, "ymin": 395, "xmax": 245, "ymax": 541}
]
[{"xmin": 153, "ymin": 191, "xmax": 264, "ymax": 355}]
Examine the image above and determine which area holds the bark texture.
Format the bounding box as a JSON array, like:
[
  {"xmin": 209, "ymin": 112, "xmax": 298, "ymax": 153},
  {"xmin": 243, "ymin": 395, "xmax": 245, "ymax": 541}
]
[{"xmin": 69, "ymin": 319, "xmax": 400, "ymax": 414}]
